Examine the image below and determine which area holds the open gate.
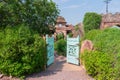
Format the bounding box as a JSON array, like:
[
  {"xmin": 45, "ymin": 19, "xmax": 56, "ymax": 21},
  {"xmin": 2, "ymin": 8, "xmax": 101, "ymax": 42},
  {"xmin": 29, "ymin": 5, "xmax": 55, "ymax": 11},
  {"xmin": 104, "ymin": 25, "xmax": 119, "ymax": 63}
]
[
  {"xmin": 67, "ymin": 35, "xmax": 80, "ymax": 65},
  {"xmin": 46, "ymin": 35, "xmax": 54, "ymax": 66}
]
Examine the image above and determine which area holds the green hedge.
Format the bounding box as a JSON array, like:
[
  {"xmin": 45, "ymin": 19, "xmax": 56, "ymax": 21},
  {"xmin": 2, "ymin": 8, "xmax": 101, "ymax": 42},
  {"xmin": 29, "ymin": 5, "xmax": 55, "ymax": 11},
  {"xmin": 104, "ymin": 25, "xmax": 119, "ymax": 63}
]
[
  {"xmin": 54, "ymin": 39, "xmax": 66, "ymax": 56},
  {"xmin": 81, "ymin": 28, "xmax": 120, "ymax": 80},
  {"xmin": 0, "ymin": 25, "xmax": 47, "ymax": 78},
  {"xmin": 83, "ymin": 12, "xmax": 102, "ymax": 33},
  {"xmin": 68, "ymin": 33, "xmax": 73, "ymax": 37},
  {"xmin": 83, "ymin": 29, "xmax": 102, "ymax": 41},
  {"xmin": 82, "ymin": 51, "xmax": 114, "ymax": 80},
  {"xmin": 56, "ymin": 33, "xmax": 64, "ymax": 40}
]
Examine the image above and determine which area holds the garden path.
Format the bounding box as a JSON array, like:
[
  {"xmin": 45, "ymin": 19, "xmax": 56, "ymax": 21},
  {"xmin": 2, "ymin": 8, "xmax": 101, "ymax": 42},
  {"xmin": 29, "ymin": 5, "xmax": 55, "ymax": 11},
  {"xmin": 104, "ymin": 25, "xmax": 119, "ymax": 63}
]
[{"xmin": 26, "ymin": 55, "xmax": 93, "ymax": 80}]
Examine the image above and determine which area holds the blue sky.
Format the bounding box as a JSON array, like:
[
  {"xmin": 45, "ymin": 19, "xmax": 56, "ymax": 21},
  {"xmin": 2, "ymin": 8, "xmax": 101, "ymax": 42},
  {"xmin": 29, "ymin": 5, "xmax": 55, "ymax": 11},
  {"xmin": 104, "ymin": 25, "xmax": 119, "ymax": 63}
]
[{"xmin": 53, "ymin": 0, "xmax": 120, "ymax": 25}]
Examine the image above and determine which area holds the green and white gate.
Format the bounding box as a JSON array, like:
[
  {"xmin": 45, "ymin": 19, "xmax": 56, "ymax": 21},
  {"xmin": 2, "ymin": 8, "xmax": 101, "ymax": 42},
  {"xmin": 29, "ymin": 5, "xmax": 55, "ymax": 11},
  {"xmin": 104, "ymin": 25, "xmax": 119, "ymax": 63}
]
[
  {"xmin": 46, "ymin": 35, "xmax": 54, "ymax": 66},
  {"xmin": 67, "ymin": 35, "xmax": 80, "ymax": 65}
]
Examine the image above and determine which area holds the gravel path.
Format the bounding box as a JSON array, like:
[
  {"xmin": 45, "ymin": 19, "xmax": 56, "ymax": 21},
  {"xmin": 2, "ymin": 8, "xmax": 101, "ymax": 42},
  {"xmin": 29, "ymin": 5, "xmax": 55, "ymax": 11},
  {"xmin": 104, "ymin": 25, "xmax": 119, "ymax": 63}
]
[{"xmin": 26, "ymin": 55, "xmax": 93, "ymax": 80}]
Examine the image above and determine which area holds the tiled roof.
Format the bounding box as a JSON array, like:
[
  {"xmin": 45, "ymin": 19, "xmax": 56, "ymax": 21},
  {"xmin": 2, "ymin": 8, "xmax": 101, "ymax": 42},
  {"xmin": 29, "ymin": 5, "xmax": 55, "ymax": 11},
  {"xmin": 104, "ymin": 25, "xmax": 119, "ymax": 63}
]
[
  {"xmin": 56, "ymin": 16, "xmax": 66, "ymax": 23},
  {"xmin": 102, "ymin": 13, "xmax": 120, "ymax": 22}
]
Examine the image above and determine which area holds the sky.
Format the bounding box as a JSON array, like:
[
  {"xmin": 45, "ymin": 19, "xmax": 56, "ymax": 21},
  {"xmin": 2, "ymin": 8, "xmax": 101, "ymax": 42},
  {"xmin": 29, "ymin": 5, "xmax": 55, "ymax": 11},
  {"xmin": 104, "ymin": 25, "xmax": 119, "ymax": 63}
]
[{"xmin": 53, "ymin": 0, "xmax": 120, "ymax": 25}]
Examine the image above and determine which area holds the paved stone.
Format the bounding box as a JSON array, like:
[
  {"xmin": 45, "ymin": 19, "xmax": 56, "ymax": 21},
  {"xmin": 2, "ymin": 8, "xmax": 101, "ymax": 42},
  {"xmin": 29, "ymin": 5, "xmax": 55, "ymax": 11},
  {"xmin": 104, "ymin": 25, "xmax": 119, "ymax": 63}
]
[{"xmin": 26, "ymin": 55, "xmax": 93, "ymax": 80}]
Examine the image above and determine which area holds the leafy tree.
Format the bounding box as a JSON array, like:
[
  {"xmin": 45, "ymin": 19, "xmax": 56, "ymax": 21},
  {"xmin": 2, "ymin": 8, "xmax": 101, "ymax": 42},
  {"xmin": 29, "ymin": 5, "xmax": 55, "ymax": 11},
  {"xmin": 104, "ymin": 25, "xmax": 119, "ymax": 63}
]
[
  {"xmin": 0, "ymin": 0, "xmax": 59, "ymax": 35},
  {"xmin": 83, "ymin": 12, "xmax": 102, "ymax": 33}
]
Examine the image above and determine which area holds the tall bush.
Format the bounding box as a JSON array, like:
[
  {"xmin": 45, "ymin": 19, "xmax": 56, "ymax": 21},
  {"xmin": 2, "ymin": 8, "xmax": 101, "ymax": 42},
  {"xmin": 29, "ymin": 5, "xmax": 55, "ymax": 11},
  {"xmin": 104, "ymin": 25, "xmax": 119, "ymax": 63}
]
[
  {"xmin": 0, "ymin": 25, "xmax": 47, "ymax": 78},
  {"xmin": 82, "ymin": 29, "xmax": 102, "ymax": 41},
  {"xmin": 83, "ymin": 12, "xmax": 102, "ymax": 33},
  {"xmin": 82, "ymin": 51, "xmax": 115, "ymax": 80},
  {"xmin": 81, "ymin": 28, "xmax": 120, "ymax": 80},
  {"xmin": 54, "ymin": 39, "xmax": 66, "ymax": 56},
  {"xmin": 56, "ymin": 33, "xmax": 64, "ymax": 40}
]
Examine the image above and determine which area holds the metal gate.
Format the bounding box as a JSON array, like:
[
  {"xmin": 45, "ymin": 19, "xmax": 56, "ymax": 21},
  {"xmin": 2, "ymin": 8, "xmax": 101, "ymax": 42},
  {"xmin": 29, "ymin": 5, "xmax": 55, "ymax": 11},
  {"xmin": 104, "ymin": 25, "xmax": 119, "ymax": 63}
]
[
  {"xmin": 46, "ymin": 35, "xmax": 54, "ymax": 66},
  {"xmin": 67, "ymin": 35, "xmax": 80, "ymax": 65}
]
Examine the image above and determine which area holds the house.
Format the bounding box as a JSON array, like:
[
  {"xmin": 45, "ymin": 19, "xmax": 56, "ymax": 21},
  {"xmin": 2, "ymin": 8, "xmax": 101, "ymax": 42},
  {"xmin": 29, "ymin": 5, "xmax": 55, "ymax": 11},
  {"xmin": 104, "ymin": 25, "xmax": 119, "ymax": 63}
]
[
  {"xmin": 100, "ymin": 12, "xmax": 120, "ymax": 29},
  {"xmin": 54, "ymin": 16, "xmax": 74, "ymax": 39}
]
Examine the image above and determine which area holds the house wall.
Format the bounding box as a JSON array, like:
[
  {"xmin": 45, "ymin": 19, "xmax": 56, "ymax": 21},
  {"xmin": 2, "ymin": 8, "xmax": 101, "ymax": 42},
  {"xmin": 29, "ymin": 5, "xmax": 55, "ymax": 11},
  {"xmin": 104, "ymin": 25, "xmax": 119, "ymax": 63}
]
[
  {"xmin": 100, "ymin": 13, "xmax": 120, "ymax": 29},
  {"xmin": 100, "ymin": 22, "xmax": 120, "ymax": 29}
]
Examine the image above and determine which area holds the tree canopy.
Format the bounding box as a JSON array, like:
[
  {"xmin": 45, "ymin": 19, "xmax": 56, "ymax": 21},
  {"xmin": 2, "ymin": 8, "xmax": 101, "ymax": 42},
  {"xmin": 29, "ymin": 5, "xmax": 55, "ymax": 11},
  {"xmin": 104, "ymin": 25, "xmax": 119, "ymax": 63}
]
[
  {"xmin": 0, "ymin": 0, "xmax": 59, "ymax": 35},
  {"xmin": 83, "ymin": 12, "xmax": 102, "ymax": 33}
]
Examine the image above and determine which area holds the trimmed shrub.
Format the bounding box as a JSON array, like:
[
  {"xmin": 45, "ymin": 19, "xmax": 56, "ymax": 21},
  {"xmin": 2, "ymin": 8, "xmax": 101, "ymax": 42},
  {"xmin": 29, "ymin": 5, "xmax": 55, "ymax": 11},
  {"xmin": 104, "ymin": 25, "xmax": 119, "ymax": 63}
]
[
  {"xmin": 83, "ymin": 12, "xmax": 102, "ymax": 33},
  {"xmin": 83, "ymin": 29, "xmax": 102, "ymax": 41},
  {"xmin": 81, "ymin": 28, "xmax": 120, "ymax": 80},
  {"xmin": 81, "ymin": 51, "xmax": 115, "ymax": 80},
  {"xmin": 56, "ymin": 33, "xmax": 64, "ymax": 40},
  {"xmin": 54, "ymin": 39, "xmax": 66, "ymax": 56},
  {"xmin": 68, "ymin": 33, "xmax": 73, "ymax": 37},
  {"xmin": 0, "ymin": 25, "xmax": 47, "ymax": 78},
  {"xmin": 93, "ymin": 28, "xmax": 120, "ymax": 54}
]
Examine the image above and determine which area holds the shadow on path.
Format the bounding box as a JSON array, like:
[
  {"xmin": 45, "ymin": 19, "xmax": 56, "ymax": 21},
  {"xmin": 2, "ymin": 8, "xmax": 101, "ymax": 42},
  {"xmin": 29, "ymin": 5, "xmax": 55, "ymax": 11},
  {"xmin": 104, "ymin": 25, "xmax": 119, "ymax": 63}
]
[
  {"xmin": 26, "ymin": 55, "xmax": 93, "ymax": 80},
  {"xmin": 25, "ymin": 55, "xmax": 66, "ymax": 80}
]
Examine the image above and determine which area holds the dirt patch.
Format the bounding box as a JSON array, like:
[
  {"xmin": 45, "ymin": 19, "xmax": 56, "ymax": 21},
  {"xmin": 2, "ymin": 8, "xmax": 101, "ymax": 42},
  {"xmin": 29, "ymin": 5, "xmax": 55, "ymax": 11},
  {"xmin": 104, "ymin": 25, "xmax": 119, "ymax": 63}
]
[{"xmin": 0, "ymin": 74, "xmax": 20, "ymax": 80}]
